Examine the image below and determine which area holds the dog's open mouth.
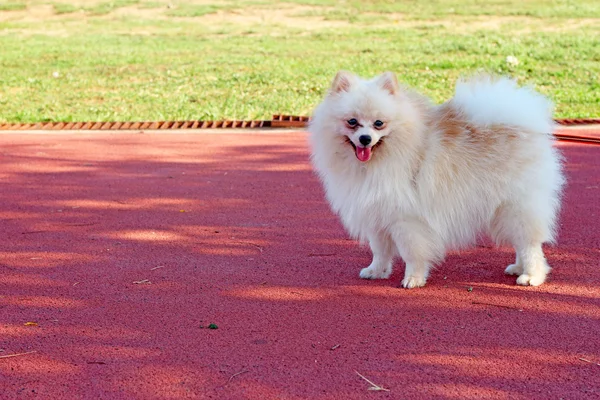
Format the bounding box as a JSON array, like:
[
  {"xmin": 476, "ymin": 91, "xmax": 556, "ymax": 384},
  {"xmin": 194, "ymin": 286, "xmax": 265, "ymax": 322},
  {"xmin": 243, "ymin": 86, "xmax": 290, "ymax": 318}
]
[{"xmin": 345, "ymin": 137, "xmax": 383, "ymax": 162}]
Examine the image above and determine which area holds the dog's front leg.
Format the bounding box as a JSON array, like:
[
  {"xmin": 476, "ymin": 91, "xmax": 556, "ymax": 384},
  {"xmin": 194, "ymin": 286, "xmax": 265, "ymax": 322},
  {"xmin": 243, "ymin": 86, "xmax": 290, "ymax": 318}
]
[
  {"xmin": 391, "ymin": 220, "xmax": 444, "ymax": 289},
  {"xmin": 359, "ymin": 231, "xmax": 395, "ymax": 279}
]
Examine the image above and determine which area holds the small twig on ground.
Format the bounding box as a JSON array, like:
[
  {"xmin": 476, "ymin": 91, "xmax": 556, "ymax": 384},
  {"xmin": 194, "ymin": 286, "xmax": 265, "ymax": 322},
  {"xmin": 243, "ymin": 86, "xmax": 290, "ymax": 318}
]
[
  {"xmin": 233, "ymin": 241, "xmax": 263, "ymax": 253},
  {"xmin": 330, "ymin": 344, "xmax": 341, "ymax": 351},
  {"xmin": 73, "ymin": 282, "xmax": 80, "ymax": 286},
  {"xmin": 63, "ymin": 223, "xmax": 96, "ymax": 227},
  {"xmin": 0, "ymin": 351, "xmax": 37, "ymax": 359},
  {"xmin": 133, "ymin": 279, "xmax": 151, "ymax": 284},
  {"xmin": 225, "ymin": 370, "xmax": 248, "ymax": 386},
  {"xmin": 472, "ymin": 301, "xmax": 523, "ymax": 312},
  {"xmin": 355, "ymin": 371, "xmax": 390, "ymax": 392},
  {"xmin": 579, "ymin": 358, "xmax": 600, "ymax": 366},
  {"xmin": 150, "ymin": 266, "xmax": 165, "ymax": 270}
]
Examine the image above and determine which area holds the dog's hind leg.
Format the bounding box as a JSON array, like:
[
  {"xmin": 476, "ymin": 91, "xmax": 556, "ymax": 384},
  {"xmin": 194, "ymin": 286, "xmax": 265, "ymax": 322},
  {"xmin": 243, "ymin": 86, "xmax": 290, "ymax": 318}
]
[
  {"xmin": 490, "ymin": 202, "xmax": 553, "ymax": 286},
  {"xmin": 504, "ymin": 252, "xmax": 523, "ymax": 276},
  {"xmin": 513, "ymin": 244, "xmax": 550, "ymax": 286},
  {"xmin": 360, "ymin": 231, "xmax": 395, "ymax": 279}
]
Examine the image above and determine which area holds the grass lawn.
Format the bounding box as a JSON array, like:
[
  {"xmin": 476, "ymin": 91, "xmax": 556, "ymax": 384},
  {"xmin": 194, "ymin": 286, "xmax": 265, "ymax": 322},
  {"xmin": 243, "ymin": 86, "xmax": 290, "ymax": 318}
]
[{"xmin": 0, "ymin": 0, "xmax": 598, "ymax": 123}]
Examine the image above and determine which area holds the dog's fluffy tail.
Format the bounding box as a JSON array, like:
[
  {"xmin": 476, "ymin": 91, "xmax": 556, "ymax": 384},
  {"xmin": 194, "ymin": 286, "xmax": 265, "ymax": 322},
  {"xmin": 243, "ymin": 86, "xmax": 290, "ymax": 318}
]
[{"xmin": 453, "ymin": 75, "xmax": 554, "ymax": 134}]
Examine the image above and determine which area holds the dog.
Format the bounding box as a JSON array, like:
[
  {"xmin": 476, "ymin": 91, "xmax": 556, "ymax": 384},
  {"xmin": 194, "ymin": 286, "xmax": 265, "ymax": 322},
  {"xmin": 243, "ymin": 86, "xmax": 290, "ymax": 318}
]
[{"xmin": 308, "ymin": 71, "xmax": 565, "ymax": 288}]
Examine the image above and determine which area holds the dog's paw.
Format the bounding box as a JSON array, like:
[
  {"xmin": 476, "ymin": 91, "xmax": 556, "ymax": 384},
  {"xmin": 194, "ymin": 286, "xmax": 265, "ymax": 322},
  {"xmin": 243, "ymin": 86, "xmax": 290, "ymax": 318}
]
[
  {"xmin": 516, "ymin": 273, "xmax": 546, "ymax": 287},
  {"xmin": 360, "ymin": 265, "xmax": 391, "ymax": 279},
  {"xmin": 505, "ymin": 263, "xmax": 523, "ymax": 276},
  {"xmin": 401, "ymin": 275, "xmax": 427, "ymax": 289}
]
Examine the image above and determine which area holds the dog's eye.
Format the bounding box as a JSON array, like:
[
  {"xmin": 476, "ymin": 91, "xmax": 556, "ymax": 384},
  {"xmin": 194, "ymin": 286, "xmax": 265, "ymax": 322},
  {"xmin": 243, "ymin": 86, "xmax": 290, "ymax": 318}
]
[
  {"xmin": 373, "ymin": 120, "xmax": 385, "ymax": 129},
  {"xmin": 346, "ymin": 118, "xmax": 358, "ymax": 128}
]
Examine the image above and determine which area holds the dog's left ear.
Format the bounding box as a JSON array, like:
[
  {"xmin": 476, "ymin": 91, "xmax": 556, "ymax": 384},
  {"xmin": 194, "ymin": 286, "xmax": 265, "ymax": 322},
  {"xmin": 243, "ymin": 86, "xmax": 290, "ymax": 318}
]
[{"xmin": 377, "ymin": 71, "xmax": 399, "ymax": 95}]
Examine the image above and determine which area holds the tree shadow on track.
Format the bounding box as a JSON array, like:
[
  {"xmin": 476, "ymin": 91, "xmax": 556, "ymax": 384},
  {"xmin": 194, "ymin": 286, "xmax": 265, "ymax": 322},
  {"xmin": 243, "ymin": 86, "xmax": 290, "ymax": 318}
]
[{"xmin": 0, "ymin": 134, "xmax": 598, "ymax": 399}]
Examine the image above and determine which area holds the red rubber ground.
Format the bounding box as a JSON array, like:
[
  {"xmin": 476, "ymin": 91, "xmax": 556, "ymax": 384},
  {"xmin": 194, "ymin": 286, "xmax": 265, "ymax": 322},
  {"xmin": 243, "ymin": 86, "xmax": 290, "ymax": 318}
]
[{"xmin": 1, "ymin": 130, "xmax": 599, "ymax": 399}]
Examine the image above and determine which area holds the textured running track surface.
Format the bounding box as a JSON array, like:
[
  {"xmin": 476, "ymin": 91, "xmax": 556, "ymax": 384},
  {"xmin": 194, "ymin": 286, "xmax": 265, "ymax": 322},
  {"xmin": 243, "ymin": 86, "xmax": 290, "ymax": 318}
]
[{"xmin": 1, "ymin": 131, "xmax": 598, "ymax": 399}]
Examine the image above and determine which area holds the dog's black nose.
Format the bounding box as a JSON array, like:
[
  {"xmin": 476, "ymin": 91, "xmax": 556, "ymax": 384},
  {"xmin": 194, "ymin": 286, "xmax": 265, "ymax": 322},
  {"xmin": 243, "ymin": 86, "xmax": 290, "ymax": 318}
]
[{"xmin": 359, "ymin": 135, "xmax": 372, "ymax": 146}]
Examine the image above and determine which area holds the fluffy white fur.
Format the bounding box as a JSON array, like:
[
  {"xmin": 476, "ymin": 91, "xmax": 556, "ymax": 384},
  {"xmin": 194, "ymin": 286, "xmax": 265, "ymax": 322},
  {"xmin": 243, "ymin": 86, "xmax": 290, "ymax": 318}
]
[
  {"xmin": 308, "ymin": 71, "xmax": 565, "ymax": 288},
  {"xmin": 454, "ymin": 76, "xmax": 555, "ymax": 134}
]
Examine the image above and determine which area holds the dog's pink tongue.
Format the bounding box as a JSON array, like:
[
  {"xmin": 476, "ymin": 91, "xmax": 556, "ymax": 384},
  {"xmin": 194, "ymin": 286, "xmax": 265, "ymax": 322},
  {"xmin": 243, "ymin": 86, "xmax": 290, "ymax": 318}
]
[{"xmin": 356, "ymin": 147, "xmax": 372, "ymax": 162}]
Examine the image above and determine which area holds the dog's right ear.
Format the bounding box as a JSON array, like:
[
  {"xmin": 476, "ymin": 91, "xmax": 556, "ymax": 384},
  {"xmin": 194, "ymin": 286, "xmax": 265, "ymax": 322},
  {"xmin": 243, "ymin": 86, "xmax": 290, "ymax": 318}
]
[
  {"xmin": 330, "ymin": 71, "xmax": 355, "ymax": 93},
  {"xmin": 376, "ymin": 71, "xmax": 399, "ymax": 95}
]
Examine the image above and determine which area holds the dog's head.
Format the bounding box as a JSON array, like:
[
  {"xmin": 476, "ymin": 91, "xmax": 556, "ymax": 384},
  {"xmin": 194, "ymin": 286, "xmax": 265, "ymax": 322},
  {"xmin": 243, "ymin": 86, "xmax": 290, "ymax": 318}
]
[
  {"xmin": 310, "ymin": 71, "xmax": 427, "ymax": 166},
  {"xmin": 328, "ymin": 71, "xmax": 400, "ymax": 162}
]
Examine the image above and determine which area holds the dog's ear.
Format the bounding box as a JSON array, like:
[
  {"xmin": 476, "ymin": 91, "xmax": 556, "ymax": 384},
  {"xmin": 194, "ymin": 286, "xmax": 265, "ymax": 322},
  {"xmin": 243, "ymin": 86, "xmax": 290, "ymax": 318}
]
[
  {"xmin": 377, "ymin": 71, "xmax": 399, "ymax": 95},
  {"xmin": 330, "ymin": 71, "xmax": 355, "ymax": 93}
]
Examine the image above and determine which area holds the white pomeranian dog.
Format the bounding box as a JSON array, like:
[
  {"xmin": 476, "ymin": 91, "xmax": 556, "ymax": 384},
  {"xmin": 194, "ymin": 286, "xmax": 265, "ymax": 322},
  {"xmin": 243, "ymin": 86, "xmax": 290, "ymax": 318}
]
[{"xmin": 308, "ymin": 71, "xmax": 565, "ymax": 288}]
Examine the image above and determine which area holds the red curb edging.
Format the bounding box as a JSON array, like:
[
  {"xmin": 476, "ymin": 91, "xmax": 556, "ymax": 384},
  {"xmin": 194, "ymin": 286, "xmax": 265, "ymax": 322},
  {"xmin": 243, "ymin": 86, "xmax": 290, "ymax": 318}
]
[
  {"xmin": 2, "ymin": 115, "xmax": 598, "ymax": 131},
  {"xmin": 2, "ymin": 115, "xmax": 600, "ymax": 144}
]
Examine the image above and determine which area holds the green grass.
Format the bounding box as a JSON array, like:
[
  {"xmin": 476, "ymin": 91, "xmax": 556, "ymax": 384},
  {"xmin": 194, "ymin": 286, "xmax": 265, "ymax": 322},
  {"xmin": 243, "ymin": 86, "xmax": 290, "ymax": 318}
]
[
  {"xmin": 138, "ymin": 1, "xmax": 166, "ymax": 9},
  {"xmin": 51, "ymin": 3, "xmax": 80, "ymax": 14},
  {"xmin": 85, "ymin": 0, "xmax": 141, "ymax": 15},
  {"xmin": 0, "ymin": 1, "xmax": 27, "ymax": 11},
  {"xmin": 165, "ymin": 4, "xmax": 224, "ymax": 17},
  {"xmin": 0, "ymin": 0, "xmax": 598, "ymax": 123},
  {"xmin": 290, "ymin": 0, "xmax": 600, "ymax": 19}
]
